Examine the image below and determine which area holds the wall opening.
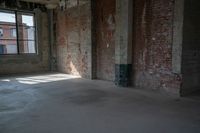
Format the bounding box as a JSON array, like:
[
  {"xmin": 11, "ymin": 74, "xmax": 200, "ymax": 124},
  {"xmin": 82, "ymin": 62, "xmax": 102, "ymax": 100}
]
[
  {"xmin": 181, "ymin": 0, "xmax": 200, "ymax": 96},
  {"xmin": 93, "ymin": 0, "xmax": 116, "ymax": 81}
]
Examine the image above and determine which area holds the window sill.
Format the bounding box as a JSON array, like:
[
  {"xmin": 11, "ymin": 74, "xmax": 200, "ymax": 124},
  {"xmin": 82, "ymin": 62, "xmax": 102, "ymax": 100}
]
[
  {"xmin": 0, "ymin": 54, "xmax": 41, "ymax": 64},
  {"xmin": 0, "ymin": 54, "xmax": 38, "ymax": 58}
]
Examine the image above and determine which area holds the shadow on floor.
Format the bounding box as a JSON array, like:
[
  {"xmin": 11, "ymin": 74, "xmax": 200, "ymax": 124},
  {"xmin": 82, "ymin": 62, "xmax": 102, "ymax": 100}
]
[{"xmin": 185, "ymin": 90, "xmax": 200, "ymax": 100}]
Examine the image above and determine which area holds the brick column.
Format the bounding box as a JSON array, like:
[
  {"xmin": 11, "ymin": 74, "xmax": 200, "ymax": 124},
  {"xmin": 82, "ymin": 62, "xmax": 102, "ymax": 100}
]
[{"xmin": 115, "ymin": 0, "xmax": 133, "ymax": 87}]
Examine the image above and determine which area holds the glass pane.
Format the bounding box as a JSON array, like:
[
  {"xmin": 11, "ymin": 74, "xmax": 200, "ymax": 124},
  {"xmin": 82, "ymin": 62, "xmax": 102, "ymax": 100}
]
[
  {"xmin": 18, "ymin": 26, "xmax": 35, "ymax": 40},
  {"xmin": 0, "ymin": 40, "xmax": 17, "ymax": 54},
  {"xmin": 17, "ymin": 13, "xmax": 36, "ymax": 54},
  {"xmin": 17, "ymin": 13, "xmax": 34, "ymax": 27},
  {"xmin": 19, "ymin": 41, "xmax": 36, "ymax": 54},
  {"xmin": 0, "ymin": 11, "xmax": 17, "ymax": 54},
  {"xmin": 0, "ymin": 24, "xmax": 17, "ymax": 40},
  {"xmin": 0, "ymin": 12, "xmax": 16, "ymax": 23},
  {"xmin": 22, "ymin": 15, "xmax": 34, "ymax": 27},
  {"xmin": 10, "ymin": 28, "xmax": 16, "ymax": 37}
]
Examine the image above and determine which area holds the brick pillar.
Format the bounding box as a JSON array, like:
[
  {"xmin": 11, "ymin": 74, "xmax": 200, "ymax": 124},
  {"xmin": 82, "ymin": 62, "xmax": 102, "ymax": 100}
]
[{"xmin": 115, "ymin": 0, "xmax": 133, "ymax": 87}]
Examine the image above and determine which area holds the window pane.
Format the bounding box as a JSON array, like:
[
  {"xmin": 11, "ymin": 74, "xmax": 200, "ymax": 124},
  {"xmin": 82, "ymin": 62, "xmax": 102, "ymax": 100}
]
[
  {"xmin": 10, "ymin": 28, "xmax": 16, "ymax": 37},
  {"xmin": 0, "ymin": 28, "xmax": 3, "ymax": 37},
  {"xmin": 17, "ymin": 13, "xmax": 34, "ymax": 27},
  {"xmin": 19, "ymin": 41, "xmax": 36, "ymax": 54},
  {"xmin": 18, "ymin": 26, "xmax": 35, "ymax": 40},
  {"xmin": 17, "ymin": 13, "xmax": 36, "ymax": 54},
  {"xmin": 0, "ymin": 24, "xmax": 17, "ymax": 39},
  {"xmin": 0, "ymin": 12, "xmax": 16, "ymax": 23},
  {"xmin": 22, "ymin": 15, "xmax": 34, "ymax": 27},
  {"xmin": 0, "ymin": 11, "xmax": 17, "ymax": 54},
  {"xmin": 0, "ymin": 40, "xmax": 17, "ymax": 54}
]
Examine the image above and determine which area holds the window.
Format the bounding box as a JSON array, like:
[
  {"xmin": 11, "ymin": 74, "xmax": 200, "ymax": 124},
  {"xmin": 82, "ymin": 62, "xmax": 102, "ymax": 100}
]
[
  {"xmin": 0, "ymin": 28, "xmax": 3, "ymax": 37},
  {"xmin": 0, "ymin": 10, "xmax": 37, "ymax": 55},
  {"xmin": 0, "ymin": 44, "xmax": 6, "ymax": 54},
  {"xmin": 10, "ymin": 28, "xmax": 16, "ymax": 37}
]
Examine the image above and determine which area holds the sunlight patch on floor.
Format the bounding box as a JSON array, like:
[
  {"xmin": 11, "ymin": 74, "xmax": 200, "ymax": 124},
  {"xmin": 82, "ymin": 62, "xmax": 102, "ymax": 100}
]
[{"xmin": 0, "ymin": 73, "xmax": 81, "ymax": 85}]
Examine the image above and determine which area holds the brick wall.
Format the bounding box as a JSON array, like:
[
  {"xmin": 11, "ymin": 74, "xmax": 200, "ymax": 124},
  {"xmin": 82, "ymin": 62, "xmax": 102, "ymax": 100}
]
[
  {"xmin": 56, "ymin": 0, "xmax": 92, "ymax": 78},
  {"xmin": 132, "ymin": 0, "xmax": 181, "ymax": 95}
]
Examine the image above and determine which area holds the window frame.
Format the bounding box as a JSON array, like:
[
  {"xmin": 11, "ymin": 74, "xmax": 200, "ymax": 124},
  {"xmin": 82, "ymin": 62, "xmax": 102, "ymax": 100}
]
[{"xmin": 0, "ymin": 9, "xmax": 37, "ymax": 55}]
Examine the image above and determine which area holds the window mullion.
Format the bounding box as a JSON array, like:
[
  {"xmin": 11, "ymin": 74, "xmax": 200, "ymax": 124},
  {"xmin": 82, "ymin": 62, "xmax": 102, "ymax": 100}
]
[{"xmin": 15, "ymin": 11, "xmax": 20, "ymax": 55}]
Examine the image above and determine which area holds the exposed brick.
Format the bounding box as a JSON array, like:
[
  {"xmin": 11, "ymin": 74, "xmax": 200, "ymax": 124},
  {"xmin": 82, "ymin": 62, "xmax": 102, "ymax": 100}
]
[
  {"xmin": 133, "ymin": 0, "xmax": 181, "ymax": 95},
  {"xmin": 56, "ymin": 1, "xmax": 92, "ymax": 78}
]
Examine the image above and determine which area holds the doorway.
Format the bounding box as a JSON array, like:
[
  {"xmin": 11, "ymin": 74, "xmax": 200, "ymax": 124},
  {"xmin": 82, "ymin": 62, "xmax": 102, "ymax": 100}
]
[{"xmin": 93, "ymin": 0, "xmax": 116, "ymax": 81}]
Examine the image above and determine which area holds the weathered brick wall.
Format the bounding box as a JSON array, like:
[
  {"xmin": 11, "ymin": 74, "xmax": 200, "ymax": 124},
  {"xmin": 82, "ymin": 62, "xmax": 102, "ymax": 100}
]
[
  {"xmin": 94, "ymin": 0, "xmax": 116, "ymax": 81},
  {"xmin": 133, "ymin": 0, "xmax": 182, "ymax": 95},
  {"xmin": 181, "ymin": 0, "xmax": 200, "ymax": 95},
  {"xmin": 56, "ymin": 0, "xmax": 92, "ymax": 78}
]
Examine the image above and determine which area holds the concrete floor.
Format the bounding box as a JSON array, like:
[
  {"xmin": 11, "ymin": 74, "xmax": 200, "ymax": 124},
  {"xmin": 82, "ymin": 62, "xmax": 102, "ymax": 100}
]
[{"xmin": 0, "ymin": 73, "xmax": 200, "ymax": 133}]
